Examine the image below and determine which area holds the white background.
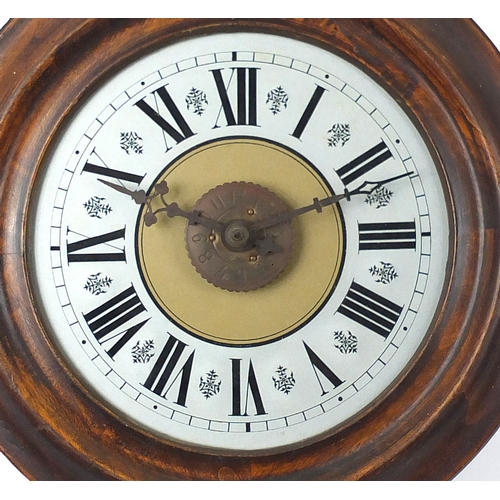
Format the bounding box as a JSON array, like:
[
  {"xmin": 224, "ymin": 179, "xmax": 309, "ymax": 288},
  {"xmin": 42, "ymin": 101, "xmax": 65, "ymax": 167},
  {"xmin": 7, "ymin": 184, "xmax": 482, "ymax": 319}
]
[{"xmin": 0, "ymin": 10, "xmax": 499, "ymax": 484}]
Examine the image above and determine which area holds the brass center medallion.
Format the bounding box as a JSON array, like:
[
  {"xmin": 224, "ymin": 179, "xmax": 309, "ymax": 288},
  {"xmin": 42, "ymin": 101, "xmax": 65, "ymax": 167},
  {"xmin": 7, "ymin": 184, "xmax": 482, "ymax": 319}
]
[
  {"xmin": 186, "ymin": 182, "xmax": 295, "ymax": 292},
  {"xmin": 137, "ymin": 138, "xmax": 345, "ymax": 346}
]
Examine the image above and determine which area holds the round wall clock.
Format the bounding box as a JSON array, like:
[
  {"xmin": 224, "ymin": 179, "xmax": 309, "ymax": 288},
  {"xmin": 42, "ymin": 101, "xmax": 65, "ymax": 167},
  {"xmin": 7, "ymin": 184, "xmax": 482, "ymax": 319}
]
[{"xmin": 1, "ymin": 18, "xmax": 500, "ymax": 481}]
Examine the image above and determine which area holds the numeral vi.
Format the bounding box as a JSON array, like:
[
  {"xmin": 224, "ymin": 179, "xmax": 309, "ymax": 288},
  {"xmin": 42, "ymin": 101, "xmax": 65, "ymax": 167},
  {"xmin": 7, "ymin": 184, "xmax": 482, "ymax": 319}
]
[{"xmin": 230, "ymin": 358, "xmax": 266, "ymax": 417}]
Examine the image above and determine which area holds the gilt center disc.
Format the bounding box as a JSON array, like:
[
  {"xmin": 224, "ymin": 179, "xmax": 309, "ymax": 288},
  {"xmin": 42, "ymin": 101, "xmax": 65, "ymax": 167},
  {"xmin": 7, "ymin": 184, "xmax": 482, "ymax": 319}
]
[{"xmin": 136, "ymin": 137, "xmax": 345, "ymax": 346}]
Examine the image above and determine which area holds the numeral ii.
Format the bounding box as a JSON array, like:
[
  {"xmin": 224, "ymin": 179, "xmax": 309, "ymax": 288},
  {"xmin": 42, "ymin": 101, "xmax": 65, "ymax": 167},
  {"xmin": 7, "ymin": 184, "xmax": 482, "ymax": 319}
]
[{"xmin": 336, "ymin": 141, "xmax": 393, "ymax": 187}]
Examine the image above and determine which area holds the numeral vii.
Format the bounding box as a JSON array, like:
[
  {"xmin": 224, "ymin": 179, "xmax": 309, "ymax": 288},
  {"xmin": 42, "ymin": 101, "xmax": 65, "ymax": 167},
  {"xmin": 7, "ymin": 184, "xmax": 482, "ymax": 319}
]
[
  {"xmin": 143, "ymin": 334, "xmax": 195, "ymax": 407},
  {"xmin": 338, "ymin": 281, "xmax": 403, "ymax": 338}
]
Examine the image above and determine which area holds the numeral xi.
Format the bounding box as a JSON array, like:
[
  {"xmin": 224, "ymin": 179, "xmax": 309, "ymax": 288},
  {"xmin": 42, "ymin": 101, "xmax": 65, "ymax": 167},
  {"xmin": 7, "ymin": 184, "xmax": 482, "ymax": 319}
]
[{"xmin": 136, "ymin": 86, "xmax": 195, "ymax": 147}]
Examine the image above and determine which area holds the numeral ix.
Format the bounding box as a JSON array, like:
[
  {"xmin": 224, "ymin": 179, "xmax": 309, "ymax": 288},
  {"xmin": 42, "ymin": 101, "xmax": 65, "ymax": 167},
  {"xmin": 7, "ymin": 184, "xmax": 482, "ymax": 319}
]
[{"xmin": 67, "ymin": 228, "xmax": 126, "ymax": 263}]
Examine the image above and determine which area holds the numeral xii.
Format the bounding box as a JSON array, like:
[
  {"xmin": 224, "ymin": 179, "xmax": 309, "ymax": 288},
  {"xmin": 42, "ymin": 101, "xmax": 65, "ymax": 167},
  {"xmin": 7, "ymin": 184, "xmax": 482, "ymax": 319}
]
[{"xmin": 211, "ymin": 67, "xmax": 259, "ymax": 127}]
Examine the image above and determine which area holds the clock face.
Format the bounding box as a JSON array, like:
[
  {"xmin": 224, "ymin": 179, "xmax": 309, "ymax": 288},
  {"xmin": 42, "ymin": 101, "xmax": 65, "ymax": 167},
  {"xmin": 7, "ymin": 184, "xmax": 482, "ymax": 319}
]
[{"xmin": 29, "ymin": 32, "xmax": 449, "ymax": 452}]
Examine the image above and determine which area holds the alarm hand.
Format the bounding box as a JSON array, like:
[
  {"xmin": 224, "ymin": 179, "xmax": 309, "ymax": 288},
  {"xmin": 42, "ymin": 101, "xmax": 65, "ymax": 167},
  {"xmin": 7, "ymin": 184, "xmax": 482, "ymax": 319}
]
[
  {"xmin": 98, "ymin": 179, "xmax": 224, "ymax": 231},
  {"xmin": 252, "ymin": 171, "xmax": 414, "ymax": 232}
]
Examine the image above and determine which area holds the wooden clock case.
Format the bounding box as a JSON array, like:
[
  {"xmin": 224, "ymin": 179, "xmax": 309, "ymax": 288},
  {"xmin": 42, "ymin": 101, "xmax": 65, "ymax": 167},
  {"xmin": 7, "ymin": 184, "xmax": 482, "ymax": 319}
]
[{"xmin": 0, "ymin": 18, "xmax": 500, "ymax": 480}]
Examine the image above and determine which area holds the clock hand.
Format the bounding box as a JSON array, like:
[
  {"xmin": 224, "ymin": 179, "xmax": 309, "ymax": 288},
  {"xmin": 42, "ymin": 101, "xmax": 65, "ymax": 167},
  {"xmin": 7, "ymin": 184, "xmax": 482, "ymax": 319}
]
[
  {"xmin": 346, "ymin": 171, "xmax": 414, "ymax": 198},
  {"xmin": 98, "ymin": 178, "xmax": 151, "ymax": 206},
  {"xmin": 252, "ymin": 171, "xmax": 414, "ymax": 231},
  {"xmin": 252, "ymin": 191, "xmax": 347, "ymax": 231},
  {"xmin": 98, "ymin": 179, "xmax": 224, "ymax": 231}
]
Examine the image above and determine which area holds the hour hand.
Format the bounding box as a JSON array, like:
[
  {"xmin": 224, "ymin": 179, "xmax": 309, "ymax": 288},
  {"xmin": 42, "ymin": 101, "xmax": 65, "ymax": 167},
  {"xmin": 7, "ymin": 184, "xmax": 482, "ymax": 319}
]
[
  {"xmin": 98, "ymin": 178, "xmax": 148, "ymax": 204},
  {"xmin": 99, "ymin": 179, "xmax": 224, "ymax": 231}
]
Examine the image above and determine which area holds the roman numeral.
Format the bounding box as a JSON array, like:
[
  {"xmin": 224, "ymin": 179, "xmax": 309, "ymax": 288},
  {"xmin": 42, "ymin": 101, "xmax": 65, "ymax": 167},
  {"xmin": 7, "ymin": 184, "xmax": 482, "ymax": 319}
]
[
  {"xmin": 66, "ymin": 227, "xmax": 125, "ymax": 263},
  {"xmin": 358, "ymin": 221, "xmax": 416, "ymax": 250},
  {"xmin": 304, "ymin": 342, "xmax": 344, "ymax": 396},
  {"xmin": 82, "ymin": 162, "xmax": 144, "ymax": 185},
  {"xmin": 230, "ymin": 358, "xmax": 266, "ymax": 417},
  {"xmin": 143, "ymin": 334, "xmax": 194, "ymax": 407},
  {"xmin": 291, "ymin": 85, "xmax": 327, "ymax": 139},
  {"xmin": 338, "ymin": 281, "xmax": 403, "ymax": 338},
  {"xmin": 336, "ymin": 141, "xmax": 393, "ymax": 187},
  {"xmin": 211, "ymin": 67, "xmax": 259, "ymax": 127},
  {"xmin": 135, "ymin": 86, "xmax": 195, "ymax": 147},
  {"xmin": 83, "ymin": 285, "xmax": 148, "ymax": 358}
]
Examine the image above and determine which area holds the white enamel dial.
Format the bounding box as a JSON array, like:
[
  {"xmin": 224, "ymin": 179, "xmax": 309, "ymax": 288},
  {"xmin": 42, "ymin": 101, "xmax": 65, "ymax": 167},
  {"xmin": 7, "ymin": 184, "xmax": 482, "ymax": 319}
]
[{"xmin": 29, "ymin": 32, "xmax": 449, "ymax": 452}]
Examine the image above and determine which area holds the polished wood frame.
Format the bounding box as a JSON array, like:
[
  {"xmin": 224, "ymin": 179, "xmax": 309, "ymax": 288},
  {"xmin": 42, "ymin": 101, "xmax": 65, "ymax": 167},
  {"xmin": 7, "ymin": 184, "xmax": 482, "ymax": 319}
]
[{"xmin": 1, "ymin": 18, "xmax": 500, "ymax": 480}]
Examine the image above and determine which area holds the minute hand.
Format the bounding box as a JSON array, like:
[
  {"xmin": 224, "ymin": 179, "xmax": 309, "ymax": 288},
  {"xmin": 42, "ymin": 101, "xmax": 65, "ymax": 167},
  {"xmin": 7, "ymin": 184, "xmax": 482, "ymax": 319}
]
[{"xmin": 252, "ymin": 171, "xmax": 413, "ymax": 232}]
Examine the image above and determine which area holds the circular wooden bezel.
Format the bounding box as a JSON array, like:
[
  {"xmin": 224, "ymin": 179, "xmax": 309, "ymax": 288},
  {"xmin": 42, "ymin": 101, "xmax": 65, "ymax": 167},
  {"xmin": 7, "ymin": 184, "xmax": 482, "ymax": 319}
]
[{"xmin": 1, "ymin": 18, "xmax": 500, "ymax": 480}]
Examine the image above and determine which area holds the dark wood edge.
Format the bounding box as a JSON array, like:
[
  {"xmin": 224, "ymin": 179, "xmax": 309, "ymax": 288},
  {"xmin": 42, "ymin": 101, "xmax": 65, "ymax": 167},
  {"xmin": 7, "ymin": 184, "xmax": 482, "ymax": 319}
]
[{"xmin": 0, "ymin": 18, "xmax": 499, "ymax": 480}]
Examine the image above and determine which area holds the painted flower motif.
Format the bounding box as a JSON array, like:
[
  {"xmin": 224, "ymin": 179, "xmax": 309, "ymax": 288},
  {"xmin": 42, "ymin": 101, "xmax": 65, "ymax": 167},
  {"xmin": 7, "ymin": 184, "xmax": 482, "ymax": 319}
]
[
  {"xmin": 327, "ymin": 123, "xmax": 350, "ymax": 147},
  {"xmin": 266, "ymin": 86, "xmax": 289, "ymax": 115}
]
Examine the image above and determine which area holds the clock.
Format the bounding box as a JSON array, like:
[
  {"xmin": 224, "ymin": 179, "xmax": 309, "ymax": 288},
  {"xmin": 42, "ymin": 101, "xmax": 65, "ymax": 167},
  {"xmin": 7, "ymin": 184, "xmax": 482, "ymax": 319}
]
[{"xmin": 1, "ymin": 18, "xmax": 500, "ymax": 481}]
